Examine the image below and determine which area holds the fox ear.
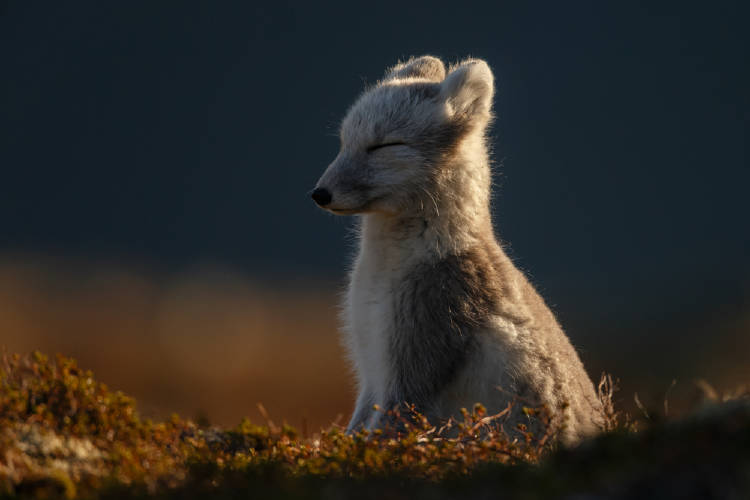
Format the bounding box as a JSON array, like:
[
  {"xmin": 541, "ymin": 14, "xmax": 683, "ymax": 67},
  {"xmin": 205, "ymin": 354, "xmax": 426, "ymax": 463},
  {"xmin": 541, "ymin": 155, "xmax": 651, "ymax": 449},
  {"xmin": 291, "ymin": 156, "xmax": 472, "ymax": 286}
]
[
  {"xmin": 440, "ymin": 59, "xmax": 494, "ymax": 121},
  {"xmin": 385, "ymin": 55, "xmax": 446, "ymax": 82}
]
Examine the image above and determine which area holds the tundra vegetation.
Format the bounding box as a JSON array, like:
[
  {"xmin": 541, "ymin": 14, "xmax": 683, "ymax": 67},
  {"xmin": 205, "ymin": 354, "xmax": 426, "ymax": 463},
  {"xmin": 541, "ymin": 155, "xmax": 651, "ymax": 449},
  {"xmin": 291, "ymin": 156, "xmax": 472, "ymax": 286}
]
[{"xmin": 0, "ymin": 352, "xmax": 748, "ymax": 499}]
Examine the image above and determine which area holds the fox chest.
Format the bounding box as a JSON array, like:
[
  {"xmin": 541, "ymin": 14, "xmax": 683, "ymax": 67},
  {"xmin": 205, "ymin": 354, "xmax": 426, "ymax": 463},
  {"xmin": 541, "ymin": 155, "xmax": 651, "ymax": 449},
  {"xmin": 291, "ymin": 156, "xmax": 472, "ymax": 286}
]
[{"xmin": 346, "ymin": 256, "xmax": 406, "ymax": 401}]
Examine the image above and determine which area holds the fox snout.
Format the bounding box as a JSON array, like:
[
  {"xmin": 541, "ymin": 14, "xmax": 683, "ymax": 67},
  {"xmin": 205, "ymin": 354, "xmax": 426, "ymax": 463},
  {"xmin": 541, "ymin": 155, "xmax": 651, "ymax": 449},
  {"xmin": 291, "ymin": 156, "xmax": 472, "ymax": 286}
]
[
  {"xmin": 311, "ymin": 155, "xmax": 368, "ymax": 214},
  {"xmin": 310, "ymin": 187, "xmax": 332, "ymax": 207}
]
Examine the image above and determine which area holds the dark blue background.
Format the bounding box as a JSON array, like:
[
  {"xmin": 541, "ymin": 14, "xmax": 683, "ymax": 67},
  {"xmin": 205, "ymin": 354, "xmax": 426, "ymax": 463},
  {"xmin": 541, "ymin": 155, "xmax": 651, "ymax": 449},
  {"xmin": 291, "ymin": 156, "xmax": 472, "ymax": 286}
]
[{"xmin": 2, "ymin": 2, "xmax": 748, "ymax": 341}]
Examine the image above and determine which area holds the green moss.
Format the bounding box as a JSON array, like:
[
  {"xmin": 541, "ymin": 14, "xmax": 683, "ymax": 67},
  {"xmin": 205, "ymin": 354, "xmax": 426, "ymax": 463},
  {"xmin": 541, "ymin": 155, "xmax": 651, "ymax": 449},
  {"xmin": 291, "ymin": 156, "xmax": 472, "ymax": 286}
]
[{"xmin": 0, "ymin": 351, "xmax": 748, "ymax": 499}]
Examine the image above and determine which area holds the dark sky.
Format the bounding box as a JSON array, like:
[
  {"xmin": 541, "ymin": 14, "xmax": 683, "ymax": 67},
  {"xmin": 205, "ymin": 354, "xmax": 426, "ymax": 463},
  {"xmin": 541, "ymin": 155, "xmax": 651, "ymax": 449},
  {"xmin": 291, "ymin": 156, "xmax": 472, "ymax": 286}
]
[{"xmin": 1, "ymin": 2, "xmax": 748, "ymax": 323}]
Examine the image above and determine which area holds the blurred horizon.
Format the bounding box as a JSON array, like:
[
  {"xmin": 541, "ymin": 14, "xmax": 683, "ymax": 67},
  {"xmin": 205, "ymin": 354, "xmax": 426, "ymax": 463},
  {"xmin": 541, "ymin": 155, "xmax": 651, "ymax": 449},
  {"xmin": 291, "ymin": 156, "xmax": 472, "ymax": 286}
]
[
  {"xmin": 1, "ymin": 2, "xmax": 748, "ymax": 428},
  {"xmin": 0, "ymin": 253, "xmax": 747, "ymax": 430}
]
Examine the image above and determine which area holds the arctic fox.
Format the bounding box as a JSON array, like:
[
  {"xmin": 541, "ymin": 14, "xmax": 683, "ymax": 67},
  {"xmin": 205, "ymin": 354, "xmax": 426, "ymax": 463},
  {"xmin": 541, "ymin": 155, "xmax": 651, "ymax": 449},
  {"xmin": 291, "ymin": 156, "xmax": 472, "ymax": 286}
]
[{"xmin": 311, "ymin": 56, "xmax": 603, "ymax": 444}]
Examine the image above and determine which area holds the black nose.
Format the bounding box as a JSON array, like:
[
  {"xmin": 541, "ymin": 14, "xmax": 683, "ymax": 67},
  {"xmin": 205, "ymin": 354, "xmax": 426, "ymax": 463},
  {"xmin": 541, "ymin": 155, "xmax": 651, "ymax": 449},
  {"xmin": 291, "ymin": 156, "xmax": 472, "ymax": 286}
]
[{"xmin": 311, "ymin": 187, "xmax": 332, "ymax": 206}]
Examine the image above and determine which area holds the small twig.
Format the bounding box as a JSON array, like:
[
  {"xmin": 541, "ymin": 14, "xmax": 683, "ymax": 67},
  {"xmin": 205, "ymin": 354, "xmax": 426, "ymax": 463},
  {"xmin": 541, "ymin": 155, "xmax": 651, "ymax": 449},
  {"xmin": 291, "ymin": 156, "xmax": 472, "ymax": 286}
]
[
  {"xmin": 257, "ymin": 403, "xmax": 279, "ymax": 433},
  {"xmin": 633, "ymin": 392, "xmax": 650, "ymax": 420},
  {"xmin": 469, "ymin": 402, "xmax": 513, "ymax": 434}
]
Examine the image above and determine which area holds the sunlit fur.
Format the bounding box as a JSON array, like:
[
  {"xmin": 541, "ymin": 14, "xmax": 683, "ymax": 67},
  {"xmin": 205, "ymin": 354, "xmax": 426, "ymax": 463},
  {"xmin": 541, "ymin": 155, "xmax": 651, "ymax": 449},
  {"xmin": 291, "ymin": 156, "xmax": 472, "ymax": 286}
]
[{"xmin": 314, "ymin": 56, "xmax": 603, "ymax": 445}]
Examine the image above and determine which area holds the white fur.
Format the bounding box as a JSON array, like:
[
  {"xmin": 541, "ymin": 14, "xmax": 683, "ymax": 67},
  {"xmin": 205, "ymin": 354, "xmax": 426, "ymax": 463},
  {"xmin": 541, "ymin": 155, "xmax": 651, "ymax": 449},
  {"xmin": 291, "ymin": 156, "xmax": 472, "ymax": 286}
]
[{"xmin": 344, "ymin": 215, "xmax": 446, "ymax": 427}]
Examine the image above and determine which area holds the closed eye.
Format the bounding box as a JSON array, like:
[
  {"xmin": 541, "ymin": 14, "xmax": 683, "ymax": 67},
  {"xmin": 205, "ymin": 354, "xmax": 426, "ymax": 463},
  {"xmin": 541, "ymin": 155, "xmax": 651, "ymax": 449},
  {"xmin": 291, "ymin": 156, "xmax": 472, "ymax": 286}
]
[{"xmin": 366, "ymin": 142, "xmax": 407, "ymax": 153}]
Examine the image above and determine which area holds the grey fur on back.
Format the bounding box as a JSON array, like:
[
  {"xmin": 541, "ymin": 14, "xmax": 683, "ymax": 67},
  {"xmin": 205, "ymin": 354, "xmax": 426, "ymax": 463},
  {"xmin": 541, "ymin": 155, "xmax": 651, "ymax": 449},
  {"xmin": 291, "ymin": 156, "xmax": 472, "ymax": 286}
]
[{"xmin": 313, "ymin": 55, "xmax": 604, "ymax": 445}]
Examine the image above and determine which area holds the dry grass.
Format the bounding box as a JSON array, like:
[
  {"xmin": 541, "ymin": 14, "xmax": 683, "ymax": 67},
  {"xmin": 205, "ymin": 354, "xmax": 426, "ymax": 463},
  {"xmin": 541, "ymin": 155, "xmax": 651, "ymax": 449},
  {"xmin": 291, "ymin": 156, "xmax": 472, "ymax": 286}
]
[
  {"xmin": 1, "ymin": 351, "xmax": 748, "ymax": 499},
  {"xmin": 0, "ymin": 352, "xmax": 558, "ymax": 498}
]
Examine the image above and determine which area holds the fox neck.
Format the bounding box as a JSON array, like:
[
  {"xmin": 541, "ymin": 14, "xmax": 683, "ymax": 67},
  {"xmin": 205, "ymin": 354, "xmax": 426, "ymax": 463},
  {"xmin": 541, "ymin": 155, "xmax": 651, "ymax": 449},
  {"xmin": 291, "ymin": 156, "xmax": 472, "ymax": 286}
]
[{"xmin": 359, "ymin": 135, "xmax": 496, "ymax": 265}]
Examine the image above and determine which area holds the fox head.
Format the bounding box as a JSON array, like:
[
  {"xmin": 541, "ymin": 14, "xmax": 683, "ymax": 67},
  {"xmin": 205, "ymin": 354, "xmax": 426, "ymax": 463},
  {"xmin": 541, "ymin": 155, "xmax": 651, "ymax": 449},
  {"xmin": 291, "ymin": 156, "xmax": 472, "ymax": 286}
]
[{"xmin": 312, "ymin": 55, "xmax": 494, "ymax": 216}]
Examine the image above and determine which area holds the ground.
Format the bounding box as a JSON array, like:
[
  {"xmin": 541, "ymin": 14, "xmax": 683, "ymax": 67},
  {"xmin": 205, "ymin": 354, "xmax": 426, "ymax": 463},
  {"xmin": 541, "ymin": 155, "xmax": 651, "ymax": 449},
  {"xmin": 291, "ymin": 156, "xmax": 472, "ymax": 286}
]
[{"xmin": 0, "ymin": 352, "xmax": 748, "ymax": 499}]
